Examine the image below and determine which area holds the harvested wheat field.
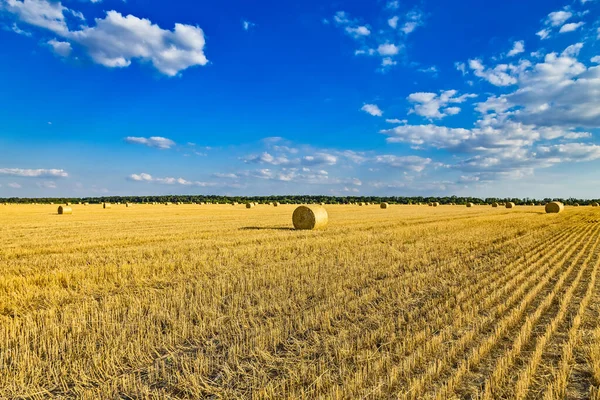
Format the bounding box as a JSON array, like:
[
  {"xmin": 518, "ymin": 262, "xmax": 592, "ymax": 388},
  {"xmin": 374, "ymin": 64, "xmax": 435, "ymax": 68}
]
[{"xmin": 2, "ymin": 203, "xmax": 600, "ymax": 399}]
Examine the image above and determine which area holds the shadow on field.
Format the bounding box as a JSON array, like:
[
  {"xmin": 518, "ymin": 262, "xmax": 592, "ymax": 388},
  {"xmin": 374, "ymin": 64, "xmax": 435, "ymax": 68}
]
[{"xmin": 240, "ymin": 226, "xmax": 295, "ymax": 231}]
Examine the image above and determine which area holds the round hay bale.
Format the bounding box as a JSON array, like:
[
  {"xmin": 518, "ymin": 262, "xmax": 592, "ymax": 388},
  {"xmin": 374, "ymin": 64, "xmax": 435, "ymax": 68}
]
[
  {"xmin": 433, "ymin": 202, "xmax": 439, "ymax": 207},
  {"xmin": 506, "ymin": 202, "xmax": 515, "ymax": 209},
  {"xmin": 592, "ymin": 202, "xmax": 599, "ymax": 207},
  {"xmin": 380, "ymin": 202, "xmax": 389, "ymax": 209},
  {"xmin": 274, "ymin": 202, "xmax": 280, "ymax": 207},
  {"xmin": 58, "ymin": 206, "xmax": 72, "ymax": 215},
  {"xmin": 126, "ymin": 203, "xmax": 132, "ymax": 207},
  {"xmin": 246, "ymin": 203, "xmax": 254, "ymax": 209},
  {"xmin": 545, "ymin": 201, "xmax": 564, "ymax": 214},
  {"xmin": 574, "ymin": 203, "xmax": 580, "ymax": 207},
  {"xmin": 492, "ymin": 202, "xmax": 499, "ymax": 207},
  {"xmin": 103, "ymin": 203, "xmax": 111, "ymax": 209},
  {"xmin": 292, "ymin": 205, "xmax": 328, "ymax": 230},
  {"xmin": 466, "ymin": 202, "xmax": 474, "ymax": 207}
]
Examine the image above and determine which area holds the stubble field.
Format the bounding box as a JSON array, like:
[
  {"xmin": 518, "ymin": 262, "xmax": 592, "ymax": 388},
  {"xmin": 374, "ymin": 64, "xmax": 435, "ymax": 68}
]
[{"xmin": 1, "ymin": 203, "xmax": 600, "ymax": 399}]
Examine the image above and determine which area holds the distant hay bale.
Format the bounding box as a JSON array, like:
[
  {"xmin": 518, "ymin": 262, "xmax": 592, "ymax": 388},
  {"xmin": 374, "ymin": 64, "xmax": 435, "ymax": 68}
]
[
  {"xmin": 428, "ymin": 203, "xmax": 433, "ymax": 207},
  {"xmin": 292, "ymin": 205, "xmax": 328, "ymax": 230},
  {"xmin": 65, "ymin": 203, "xmax": 71, "ymax": 206},
  {"xmin": 574, "ymin": 203, "xmax": 580, "ymax": 207},
  {"xmin": 274, "ymin": 202, "xmax": 280, "ymax": 207},
  {"xmin": 126, "ymin": 203, "xmax": 132, "ymax": 207},
  {"xmin": 506, "ymin": 202, "xmax": 515, "ymax": 209},
  {"xmin": 320, "ymin": 202, "xmax": 325, "ymax": 205},
  {"xmin": 246, "ymin": 203, "xmax": 254, "ymax": 209},
  {"xmin": 466, "ymin": 202, "xmax": 474, "ymax": 207},
  {"xmin": 433, "ymin": 202, "xmax": 439, "ymax": 207},
  {"xmin": 545, "ymin": 201, "xmax": 564, "ymax": 213},
  {"xmin": 593, "ymin": 202, "xmax": 599, "ymax": 207},
  {"xmin": 103, "ymin": 203, "xmax": 111, "ymax": 209},
  {"xmin": 359, "ymin": 202, "xmax": 365, "ymax": 206},
  {"xmin": 492, "ymin": 202, "xmax": 499, "ymax": 207},
  {"xmin": 58, "ymin": 206, "xmax": 72, "ymax": 215},
  {"xmin": 84, "ymin": 202, "xmax": 89, "ymax": 206},
  {"xmin": 380, "ymin": 202, "xmax": 389, "ymax": 209}
]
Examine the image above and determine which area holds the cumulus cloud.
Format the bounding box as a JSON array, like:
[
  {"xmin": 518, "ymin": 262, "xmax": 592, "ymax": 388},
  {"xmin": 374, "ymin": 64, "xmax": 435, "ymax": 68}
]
[
  {"xmin": 0, "ymin": 168, "xmax": 68, "ymax": 177},
  {"xmin": 361, "ymin": 103, "xmax": 383, "ymax": 116},
  {"xmin": 7, "ymin": 182, "xmax": 21, "ymax": 188},
  {"xmin": 468, "ymin": 59, "xmax": 519, "ymax": 86},
  {"xmin": 125, "ymin": 136, "xmax": 175, "ymax": 149},
  {"xmin": 559, "ymin": 22, "xmax": 584, "ymax": 33},
  {"xmin": 546, "ymin": 10, "xmax": 572, "ymax": 27},
  {"xmin": 47, "ymin": 38, "xmax": 71, "ymax": 57},
  {"xmin": 242, "ymin": 20, "xmax": 255, "ymax": 31},
  {"xmin": 243, "ymin": 151, "xmax": 338, "ymax": 167},
  {"xmin": 2, "ymin": 0, "xmax": 209, "ymax": 76},
  {"xmin": 507, "ymin": 40, "xmax": 525, "ymax": 57},
  {"xmin": 377, "ymin": 43, "xmax": 400, "ymax": 56},
  {"xmin": 407, "ymin": 90, "xmax": 476, "ymax": 119}
]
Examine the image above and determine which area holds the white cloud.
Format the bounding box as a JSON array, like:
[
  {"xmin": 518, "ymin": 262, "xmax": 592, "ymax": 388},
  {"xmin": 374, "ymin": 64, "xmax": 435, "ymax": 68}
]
[
  {"xmin": 374, "ymin": 155, "xmax": 431, "ymax": 172},
  {"xmin": 11, "ymin": 22, "xmax": 31, "ymax": 36},
  {"xmin": 591, "ymin": 56, "xmax": 600, "ymax": 64},
  {"xmin": 345, "ymin": 25, "xmax": 370, "ymax": 38},
  {"xmin": 401, "ymin": 10, "xmax": 423, "ymax": 34},
  {"xmin": 129, "ymin": 173, "xmax": 214, "ymax": 186},
  {"xmin": 2, "ymin": 0, "xmax": 69, "ymax": 33},
  {"xmin": 242, "ymin": 20, "xmax": 255, "ymax": 31},
  {"xmin": 536, "ymin": 29, "xmax": 551, "ymax": 40},
  {"xmin": 468, "ymin": 59, "xmax": 518, "ymax": 86},
  {"xmin": 47, "ymin": 38, "xmax": 71, "ymax": 57},
  {"xmin": 559, "ymin": 22, "xmax": 584, "ymax": 33},
  {"xmin": 507, "ymin": 40, "xmax": 525, "ymax": 57},
  {"xmin": 124, "ymin": 136, "xmax": 175, "ymax": 149},
  {"xmin": 385, "ymin": 118, "xmax": 407, "ymax": 124},
  {"xmin": 455, "ymin": 62, "xmax": 467, "ymax": 75},
  {"xmin": 7, "ymin": 182, "xmax": 21, "ymax": 188},
  {"xmin": 546, "ymin": 10, "xmax": 572, "ymax": 27},
  {"xmin": 377, "ymin": 43, "xmax": 400, "ymax": 56},
  {"xmin": 537, "ymin": 143, "xmax": 600, "ymax": 162},
  {"xmin": 388, "ymin": 16, "xmax": 398, "ymax": 29},
  {"xmin": 361, "ymin": 103, "xmax": 383, "ymax": 116},
  {"xmin": 0, "ymin": 168, "xmax": 68, "ymax": 178},
  {"xmin": 2, "ymin": 1, "xmax": 209, "ymax": 76},
  {"xmin": 407, "ymin": 90, "xmax": 476, "ymax": 119}
]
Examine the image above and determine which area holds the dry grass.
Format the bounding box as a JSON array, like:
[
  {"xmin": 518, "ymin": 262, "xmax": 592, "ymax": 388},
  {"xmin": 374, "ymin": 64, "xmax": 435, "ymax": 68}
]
[{"xmin": 1, "ymin": 204, "xmax": 600, "ymax": 398}]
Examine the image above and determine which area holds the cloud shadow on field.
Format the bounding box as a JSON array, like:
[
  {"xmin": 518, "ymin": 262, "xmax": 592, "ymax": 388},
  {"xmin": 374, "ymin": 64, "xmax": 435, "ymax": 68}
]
[{"xmin": 240, "ymin": 227, "xmax": 295, "ymax": 231}]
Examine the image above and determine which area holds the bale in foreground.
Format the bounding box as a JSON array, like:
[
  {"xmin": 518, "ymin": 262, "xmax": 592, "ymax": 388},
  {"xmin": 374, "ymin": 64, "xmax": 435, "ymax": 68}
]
[
  {"xmin": 545, "ymin": 201, "xmax": 564, "ymax": 213},
  {"xmin": 292, "ymin": 205, "xmax": 328, "ymax": 230},
  {"xmin": 58, "ymin": 206, "xmax": 72, "ymax": 215},
  {"xmin": 506, "ymin": 202, "xmax": 515, "ymax": 209},
  {"xmin": 380, "ymin": 202, "xmax": 388, "ymax": 209}
]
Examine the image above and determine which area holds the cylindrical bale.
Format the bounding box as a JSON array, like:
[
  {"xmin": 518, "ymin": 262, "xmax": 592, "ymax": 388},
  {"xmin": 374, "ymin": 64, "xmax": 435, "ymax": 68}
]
[
  {"xmin": 433, "ymin": 202, "xmax": 439, "ymax": 207},
  {"xmin": 274, "ymin": 202, "xmax": 280, "ymax": 207},
  {"xmin": 126, "ymin": 203, "xmax": 132, "ymax": 207},
  {"xmin": 545, "ymin": 202, "xmax": 564, "ymax": 213},
  {"xmin": 380, "ymin": 202, "xmax": 389, "ymax": 209},
  {"xmin": 292, "ymin": 205, "xmax": 328, "ymax": 230},
  {"xmin": 58, "ymin": 206, "xmax": 72, "ymax": 215},
  {"xmin": 246, "ymin": 203, "xmax": 254, "ymax": 208},
  {"xmin": 103, "ymin": 203, "xmax": 111, "ymax": 209},
  {"xmin": 506, "ymin": 202, "xmax": 515, "ymax": 209},
  {"xmin": 574, "ymin": 203, "xmax": 580, "ymax": 207},
  {"xmin": 492, "ymin": 202, "xmax": 499, "ymax": 207},
  {"xmin": 466, "ymin": 202, "xmax": 474, "ymax": 208},
  {"xmin": 593, "ymin": 202, "xmax": 599, "ymax": 207}
]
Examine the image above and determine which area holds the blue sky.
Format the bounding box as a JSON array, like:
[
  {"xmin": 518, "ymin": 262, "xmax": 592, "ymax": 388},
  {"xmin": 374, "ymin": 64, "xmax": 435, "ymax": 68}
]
[{"xmin": 1, "ymin": 0, "xmax": 599, "ymax": 198}]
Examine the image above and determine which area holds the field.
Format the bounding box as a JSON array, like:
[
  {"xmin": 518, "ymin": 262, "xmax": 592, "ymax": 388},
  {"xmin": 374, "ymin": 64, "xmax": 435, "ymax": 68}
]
[{"xmin": 1, "ymin": 203, "xmax": 600, "ymax": 399}]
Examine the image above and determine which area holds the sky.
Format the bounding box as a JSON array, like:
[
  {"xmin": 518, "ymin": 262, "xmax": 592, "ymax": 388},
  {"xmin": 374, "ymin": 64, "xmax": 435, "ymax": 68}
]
[{"xmin": 0, "ymin": 0, "xmax": 599, "ymax": 198}]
